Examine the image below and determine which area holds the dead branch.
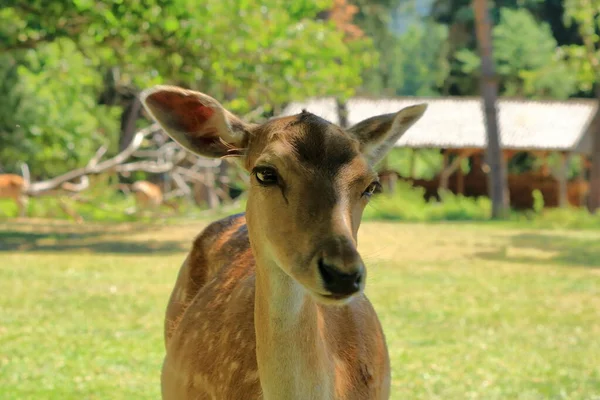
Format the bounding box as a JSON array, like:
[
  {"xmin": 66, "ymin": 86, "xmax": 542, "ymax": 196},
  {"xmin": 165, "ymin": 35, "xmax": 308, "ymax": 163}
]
[
  {"xmin": 20, "ymin": 162, "xmax": 30, "ymax": 188},
  {"xmin": 60, "ymin": 176, "xmax": 90, "ymax": 192},
  {"xmin": 115, "ymin": 160, "xmax": 174, "ymax": 174},
  {"xmin": 171, "ymin": 173, "xmax": 192, "ymax": 196},
  {"xmin": 26, "ymin": 124, "xmax": 161, "ymax": 195}
]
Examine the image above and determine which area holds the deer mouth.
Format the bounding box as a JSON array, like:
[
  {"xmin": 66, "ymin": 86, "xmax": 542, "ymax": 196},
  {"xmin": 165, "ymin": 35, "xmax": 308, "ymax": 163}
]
[
  {"xmin": 315, "ymin": 291, "xmax": 360, "ymax": 305},
  {"xmin": 322, "ymin": 293, "xmax": 351, "ymax": 301}
]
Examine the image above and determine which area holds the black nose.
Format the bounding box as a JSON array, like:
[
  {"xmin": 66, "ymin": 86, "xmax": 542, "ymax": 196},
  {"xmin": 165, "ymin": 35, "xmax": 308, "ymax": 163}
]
[{"xmin": 318, "ymin": 258, "xmax": 363, "ymax": 296}]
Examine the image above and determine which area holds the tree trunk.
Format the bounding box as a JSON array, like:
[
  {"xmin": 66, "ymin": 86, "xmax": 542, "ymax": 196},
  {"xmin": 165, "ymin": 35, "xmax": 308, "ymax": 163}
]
[
  {"xmin": 472, "ymin": 0, "xmax": 509, "ymax": 219},
  {"xmin": 336, "ymin": 98, "xmax": 349, "ymax": 128},
  {"xmin": 119, "ymin": 97, "xmax": 142, "ymax": 152},
  {"xmin": 587, "ymin": 94, "xmax": 600, "ymax": 213}
]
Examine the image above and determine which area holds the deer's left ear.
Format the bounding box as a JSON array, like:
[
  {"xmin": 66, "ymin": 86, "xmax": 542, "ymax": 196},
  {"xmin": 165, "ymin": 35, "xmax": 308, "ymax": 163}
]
[{"xmin": 347, "ymin": 104, "xmax": 427, "ymax": 165}]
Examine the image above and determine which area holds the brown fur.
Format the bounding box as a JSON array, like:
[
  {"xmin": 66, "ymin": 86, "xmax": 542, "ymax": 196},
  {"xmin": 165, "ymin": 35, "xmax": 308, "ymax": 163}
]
[
  {"xmin": 140, "ymin": 85, "xmax": 427, "ymax": 400},
  {"xmin": 162, "ymin": 214, "xmax": 389, "ymax": 399},
  {"xmin": 131, "ymin": 180, "xmax": 163, "ymax": 210},
  {"xmin": 0, "ymin": 174, "xmax": 28, "ymax": 217}
]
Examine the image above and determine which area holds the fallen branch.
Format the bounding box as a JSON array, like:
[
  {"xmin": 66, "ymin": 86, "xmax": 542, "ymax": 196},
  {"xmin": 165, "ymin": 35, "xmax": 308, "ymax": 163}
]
[{"xmin": 26, "ymin": 124, "xmax": 161, "ymax": 195}]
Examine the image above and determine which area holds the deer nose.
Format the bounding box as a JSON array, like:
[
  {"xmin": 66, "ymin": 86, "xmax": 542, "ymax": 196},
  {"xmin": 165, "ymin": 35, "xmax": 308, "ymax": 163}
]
[{"xmin": 318, "ymin": 257, "xmax": 364, "ymax": 296}]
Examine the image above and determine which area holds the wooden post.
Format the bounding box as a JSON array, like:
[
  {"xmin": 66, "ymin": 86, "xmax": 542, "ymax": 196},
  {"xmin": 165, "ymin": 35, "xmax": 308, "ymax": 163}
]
[
  {"xmin": 457, "ymin": 162, "xmax": 465, "ymax": 195},
  {"xmin": 408, "ymin": 149, "xmax": 417, "ymax": 178},
  {"xmin": 540, "ymin": 151, "xmax": 550, "ymax": 176},
  {"xmin": 558, "ymin": 152, "xmax": 569, "ymax": 208},
  {"xmin": 580, "ymin": 155, "xmax": 590, "ymax": 207},
  {"xmin": 440, "ymin": 149, "xmax": 448, "ymax": 177},
  {"xmin": 388, "ymin": 172, "xmax": 398, "ymax": 194},
  {"xmin": 588, "ymin": 91, "xmax": 600, "ymax": 213}
]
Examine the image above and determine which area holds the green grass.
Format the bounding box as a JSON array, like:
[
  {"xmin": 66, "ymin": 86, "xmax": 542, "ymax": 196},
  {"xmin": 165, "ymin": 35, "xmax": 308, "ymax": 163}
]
[{"xmin": 0, "ymin": 219, "xmax": 599, "ymax": 399}]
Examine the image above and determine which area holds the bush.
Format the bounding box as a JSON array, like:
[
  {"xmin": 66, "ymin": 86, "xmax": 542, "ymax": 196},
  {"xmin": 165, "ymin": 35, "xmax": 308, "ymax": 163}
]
[
  {"xmin": 363, "ymin": 181, "xmax": 600, "ymax": 229},
  {"xmin": 1, "ymin": 179, "xmax": 599, "ymax": 230},
  {"xmin": 0, "ymin": 178, "xmax": 246, "ymax": 223},
  {"xmin": 512, "ymin": 207, "xmax": 600, "ymax": 230},
  {"xmin": 363, "ymin": 181, "xmax": 491, "ymax": 222}
]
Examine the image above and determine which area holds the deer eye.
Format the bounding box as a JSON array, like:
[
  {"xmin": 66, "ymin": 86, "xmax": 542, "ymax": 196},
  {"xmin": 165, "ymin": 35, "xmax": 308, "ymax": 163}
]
[
  {"xmin": 253, "ymin": 166, "xmax": 279, "ymax": 186},
  {"xmin": 362, "ymin": 181, "xmax": 382, "ymax": 198}
]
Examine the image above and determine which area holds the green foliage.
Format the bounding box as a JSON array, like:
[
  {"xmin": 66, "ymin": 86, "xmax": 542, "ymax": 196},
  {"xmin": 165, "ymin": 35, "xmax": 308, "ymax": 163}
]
[
  {"xmin": 515, "ymin": 206, "xmax": 600, "ymax": 230},
  {"xmin": 361, "ymin": 21, "xmax": 450, "ymax": 96},
  {"xmin": 456, "ymin": 8, "xmax": 577, "ymax": 99},
  {"xmin": 563, "ymin": 0, "xmax": 600, "ymax": 91},
  {"xmin": 361, "ymin": 180, "xmax": 599, "ymax": 229},
  {"xmin": 532, "ymin": 188, "xmax": 545, "ymax": 214},
  {"xmin": 0, "ymin": 39, "xmax": 120, "ymax": 177},
  {"xmin": 363, "ymin": 181, "xmax": 492, "ymax": 222},
  {"xmin": 0, "ymin": 0, "xmax": 376, "ymax": 176},
  {"xmin": 383, "ymin": 148, "xmax": 444, "ymax": 180},
  {"xmin": 0, "ymin": 0, "xmax": 376, "ymax": 109}
]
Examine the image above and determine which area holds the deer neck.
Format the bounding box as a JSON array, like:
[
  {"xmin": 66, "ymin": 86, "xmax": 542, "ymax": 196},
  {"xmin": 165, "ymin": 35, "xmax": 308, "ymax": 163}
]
[{"xmin": 253, "ymin": 254, "xmax": 334, "ymax": 400}]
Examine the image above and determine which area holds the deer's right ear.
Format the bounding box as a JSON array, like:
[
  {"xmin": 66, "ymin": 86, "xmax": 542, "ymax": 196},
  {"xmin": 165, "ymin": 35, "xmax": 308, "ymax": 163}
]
[{"xmin": 140, "ymin": 85, "xmax": 252, "ymax": 158}]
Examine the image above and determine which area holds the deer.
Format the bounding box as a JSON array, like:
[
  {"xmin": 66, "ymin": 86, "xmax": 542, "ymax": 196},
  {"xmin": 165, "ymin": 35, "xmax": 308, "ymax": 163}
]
[
  {"xmin": 119, "ymin": 179, "xmax": 179, "ymax": 216},
  {"xmin": 0, "ymin": 164, "xmax": 30, "ymax": 217},
  {"xmin": 140, "ymin": 85, "xmax": 427, "ymax": 400},
  {"xmin": 130, "ymin": 180, "xmax": 164, "ymax": 212}
]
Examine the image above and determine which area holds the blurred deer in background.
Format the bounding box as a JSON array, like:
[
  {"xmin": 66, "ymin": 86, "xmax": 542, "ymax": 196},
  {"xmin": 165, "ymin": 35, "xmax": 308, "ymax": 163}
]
[
  {"xmin": 121, "ymin": 180, "xmax": 179, "ymax": 217},
  {"xmin": 131, "ymin": 180, "xmax": 164, "ymax": 212},
  {"xmin": 0, "ymin": 164, "xmax": 30, "ymax": 217}
]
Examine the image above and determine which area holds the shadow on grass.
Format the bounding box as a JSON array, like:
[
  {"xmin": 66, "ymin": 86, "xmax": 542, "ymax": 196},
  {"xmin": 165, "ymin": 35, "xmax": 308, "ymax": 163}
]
[
  {"xmin": 0, "ymin": 225, "xmax": 187, "ymax": 254},
  {"xmin": 476, "ymin": 233, "xmax": 600, "ymax": 268}
]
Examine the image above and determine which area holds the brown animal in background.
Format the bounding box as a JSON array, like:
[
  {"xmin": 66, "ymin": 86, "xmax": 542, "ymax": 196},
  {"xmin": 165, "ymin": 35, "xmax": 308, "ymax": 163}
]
[
  {"xmin": 0, "ymin": 174, "xmax": 28, "ymax": 217},
  {"xmin": 130, "ymin": 180, "xmax": 164, "ymax": 212},
  {"xmin": 141, "ymin": 85, "xmax": 427, "ymax": 400}
]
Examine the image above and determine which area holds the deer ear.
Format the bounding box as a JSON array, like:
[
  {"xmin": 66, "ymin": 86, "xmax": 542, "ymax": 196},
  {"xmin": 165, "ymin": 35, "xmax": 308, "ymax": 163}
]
[
  {"xmin": 140, "ymin": 85, "xmax": 252, "ymax": 158},
  {"xmin": 347, "ymin": 104, "xmax": 427, "ymax": 165}
]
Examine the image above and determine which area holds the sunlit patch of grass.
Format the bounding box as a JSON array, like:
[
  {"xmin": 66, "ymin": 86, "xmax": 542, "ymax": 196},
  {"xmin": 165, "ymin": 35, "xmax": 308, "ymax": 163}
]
[{"xmin": 1, "ymin": 220, "xmax": 599, "ymax": 399}]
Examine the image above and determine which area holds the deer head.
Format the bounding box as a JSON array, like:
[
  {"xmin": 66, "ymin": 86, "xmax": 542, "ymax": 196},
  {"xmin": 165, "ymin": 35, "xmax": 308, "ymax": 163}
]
[{"xmin": 141, "ymin": 86, "xmax": 426, "ymax": 305}]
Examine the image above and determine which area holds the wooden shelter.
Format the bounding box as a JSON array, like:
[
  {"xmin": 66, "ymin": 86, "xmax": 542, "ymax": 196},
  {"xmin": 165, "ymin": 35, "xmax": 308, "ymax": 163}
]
[{"xmin": 282, "ymin": 96, "xmax": 597, "ymax": 209}]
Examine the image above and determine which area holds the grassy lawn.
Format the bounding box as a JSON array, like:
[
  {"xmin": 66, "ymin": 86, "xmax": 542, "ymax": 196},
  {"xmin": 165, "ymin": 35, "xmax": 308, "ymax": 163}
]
[{"xmin": 0, "ymin": 218, "xmax": 599, "ymax": 399}]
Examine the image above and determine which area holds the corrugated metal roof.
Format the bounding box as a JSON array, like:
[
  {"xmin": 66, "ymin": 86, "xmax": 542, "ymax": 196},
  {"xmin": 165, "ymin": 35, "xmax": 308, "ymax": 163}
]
[{"xmin": 281, "ymin": 97, "xmax": 597, "ymax": 154}]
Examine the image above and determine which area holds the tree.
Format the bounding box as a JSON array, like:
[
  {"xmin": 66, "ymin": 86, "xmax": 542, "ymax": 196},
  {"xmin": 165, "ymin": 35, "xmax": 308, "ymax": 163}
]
[
  {"xmin": 0, "ymin": 0, "xmax": 376, "ymax": 178},
  {"xmin": 563, "ymin": 0, "xmax": 600, "ymax": 212},
  {"xmin": 431, "ymin": 0, "xmax": 582, "ymax": 96},
  {"xmin": 456, "ymin": 8, "xmax": 577, "ymax": 99},
  {"xmin": 472, "ymin": 0, "xmax": 509, "ymax": 218},
  {"xmin": 351, "ymin": 0, "xmax": 450, "ymax": 97},
  {"xmin": 0, "ymin": 39, "xmax": 120, "ymax": 178}
]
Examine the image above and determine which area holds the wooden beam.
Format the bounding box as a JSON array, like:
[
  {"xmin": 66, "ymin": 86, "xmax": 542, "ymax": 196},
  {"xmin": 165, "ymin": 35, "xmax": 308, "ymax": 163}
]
[
  {"xmin": 457, "ymin": 163, "xmax": 465, "ymax": 195},
  {"xmin": 441, "ymin": 149, "xmax": 449, "ymax": 171},
  {"xmin": 558, "ymin": 152, "xmax": 569, "ymax": 208},
  {"xmin": 408, "ymin": 149, "xmax": 416, "ymax": 178},
  {"xmin": 539, "ymin": 151, "xmax": 550, "ymax": 176},
  {"xmin": 439, "ymin": 149, "xmax": 475, "ymax": 191},
  {"xmin": 579, "ymin": 155, "xmax": 589, "ymax": 207}
]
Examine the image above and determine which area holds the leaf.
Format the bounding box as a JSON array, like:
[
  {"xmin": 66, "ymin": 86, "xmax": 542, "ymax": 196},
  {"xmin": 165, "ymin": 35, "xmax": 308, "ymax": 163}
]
[{"xmin": 164, "ymin": 16, "xmax": 180, "ymax": 33}]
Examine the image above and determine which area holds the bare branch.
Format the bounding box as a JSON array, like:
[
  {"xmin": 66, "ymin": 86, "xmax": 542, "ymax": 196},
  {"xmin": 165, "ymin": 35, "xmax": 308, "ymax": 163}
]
[
  {"xmin": 171, "ymin": 173, "xmax": 192, "ymax": 195},
  {"xmin": 60, "ymin": 176, "xmax": 90, "ymax": 192},
  {"xmin": 19, "ymin": 162, "xmax": 30, "ymax": 188},
  {"xmin": 87, "ymin": 146, "xmax": 108, "ymax": 168},
  {"xmin": 26, "ymin": 124, "xmax": 160, "ymax": 195},
  {"xmin": 115, "ymin": 160, "xmax": 174, "ymax": 173}
]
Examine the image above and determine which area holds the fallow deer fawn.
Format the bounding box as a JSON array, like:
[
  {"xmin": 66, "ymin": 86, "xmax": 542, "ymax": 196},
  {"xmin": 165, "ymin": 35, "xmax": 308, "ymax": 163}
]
[
  {"xmin": 131, "ymin": 180, "xmax": 164, "ymax": 212},
  {"xmin": 128, "ymin": 180, "xmax": 179, "ymax": 216},
  {"xmin": 141, "ymin": 85, "xmax": 427, "ymax": 400},
  {"xmin": 0, "ymin": 174, "xmax": 28, "ymax": 217}
]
